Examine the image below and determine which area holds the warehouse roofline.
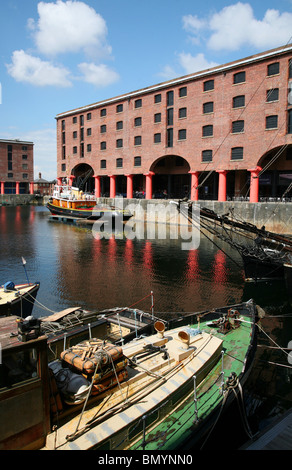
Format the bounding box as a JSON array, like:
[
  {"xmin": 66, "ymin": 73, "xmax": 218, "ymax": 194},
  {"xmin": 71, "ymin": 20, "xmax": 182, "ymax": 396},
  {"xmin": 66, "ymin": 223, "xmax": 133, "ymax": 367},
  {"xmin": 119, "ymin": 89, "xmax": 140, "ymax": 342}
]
[{"xmin": 56, "ymin": 43, "xmax": 292, "ymax": 119}]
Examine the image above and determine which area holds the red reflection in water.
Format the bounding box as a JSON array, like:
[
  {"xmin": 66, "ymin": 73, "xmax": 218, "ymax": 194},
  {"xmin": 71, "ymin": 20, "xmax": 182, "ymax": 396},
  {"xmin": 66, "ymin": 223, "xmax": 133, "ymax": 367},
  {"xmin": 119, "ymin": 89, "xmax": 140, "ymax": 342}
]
[
  {"xmin": 124, "ymin": 239, "xmax": 134, "ymax": 270},
  {"xmin": 185, "ymin": 249, "xmax": 199, "ymax": 282},
  {"xmin": 142, "ymin": 241, "xmax": 153, "ymax": 276},
  {"xmin": 14, "ymin": 206, "xmax": 21, "ymax": 233},
  {"xmin": 0, "ymin": 207, "xmax": 6, "ymax": 230},
  {"xmin": 213, "ymin": 250, "xmax": 227, "ymax": 284},
  {"xmin": 107, "ymin": 236, "xmax": 117, "ymax": 263}
]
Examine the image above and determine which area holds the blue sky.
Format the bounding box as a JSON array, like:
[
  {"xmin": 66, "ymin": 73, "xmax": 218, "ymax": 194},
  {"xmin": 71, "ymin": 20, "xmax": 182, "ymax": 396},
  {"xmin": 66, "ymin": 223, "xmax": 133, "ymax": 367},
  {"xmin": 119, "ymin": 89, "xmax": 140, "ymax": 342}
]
[{"xmin": 0, "ymin": 0, "xmax": 291, "ymax": 180}]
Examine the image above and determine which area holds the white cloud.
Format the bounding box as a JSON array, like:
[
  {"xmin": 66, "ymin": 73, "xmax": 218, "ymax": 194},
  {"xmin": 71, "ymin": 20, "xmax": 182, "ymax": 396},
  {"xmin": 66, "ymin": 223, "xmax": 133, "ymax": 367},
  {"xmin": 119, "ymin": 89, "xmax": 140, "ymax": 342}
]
[
  {"xmin": 29, "ymin": 0, "xmax": 111, "ymax": 58},
  {"xmin": 27, "ymin": 128, "xmax": 57, "ymax": 180},
  {"xmin": 179, "ymin": 52, "xmax": 218, "ymax": 74},
  {"xmin": 78, "ymin": 62, "xmax": 119, "ymax": 87},
  {"xmin": 6, "ymin": 50, "xmax": 72, "ymax": 87},
  {"xmin": 185, "ymin": 3, "xmax": 292, "ymax": 52}
]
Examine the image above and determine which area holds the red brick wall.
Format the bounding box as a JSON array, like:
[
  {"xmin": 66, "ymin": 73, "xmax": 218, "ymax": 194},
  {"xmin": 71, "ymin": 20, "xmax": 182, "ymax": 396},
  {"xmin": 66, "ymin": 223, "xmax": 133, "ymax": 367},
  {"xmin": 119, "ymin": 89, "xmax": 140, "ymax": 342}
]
[
  {"xmin": 0, "ymin": 140, "xmax": 34, "ymax": 183},
  {"xmin": 56, "ymin": 47, "xmax": 292, "ymax": 180}
]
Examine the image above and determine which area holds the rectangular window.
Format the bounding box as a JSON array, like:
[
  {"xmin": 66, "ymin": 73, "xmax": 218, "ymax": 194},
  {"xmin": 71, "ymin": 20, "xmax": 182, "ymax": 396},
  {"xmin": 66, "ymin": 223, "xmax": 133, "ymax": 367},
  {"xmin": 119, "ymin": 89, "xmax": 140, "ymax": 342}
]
[
  {"xmin": 100, "ymin": 141, "xmax": 106, "ymax": 150},
  {"xmin": 231, "ymin": 147, "xmax": 243, "ymax": 160},
  {"xmin": 266, "ymin": 88, "xmax": 279, "ymax": 102},
  {"xmin": 167, "ymin": 128, "xmax": 173, "ymax": 147},
  {"xmin": 22, "ymin": 174, "xmax": 28, "ymax": 179},
  {"xmin": 267, "ymin": 62, "xmax": 279, "ymax": 76},
  {"xmin": 202, "ymin": 150, "xmax": 212, "ymax": 162},
  {"xmin": 135, "ymin": 99, "xmax": 142, "ymax": 108},
  {"xmin": 73, "ymin": 146, "xmax": 77, "ymax": 154},
  {"xmin": 73, "ymin": 131, "xmax": 77, "ymax": 139},
  {"xmin": 8, "ymin": 161, "xmax": 12, "ymax": 171},
  {"xmin": 203, "ymin": 102, "xmax": 213, "ymax": 114},
  {"xmin": 62, "ymin": 146, "xmax": 66, "ymax": 159},
  {"xmin": 179, "ymin": 86, "xmax": 187, "ymax": 97},
  {"xmin": 202, "ymin": 125, "xmax": 213, "ymax": 137},
  {"xmin": 116, "ymin": 138, "xmax": 123, "ymax": 148},
  {"xmin": 100, "ymin": 108, "xmax": 107, "ymax": 117},
  {"xmin": 203, "ymin": 79, "xmax": 214, "ymax": 91},
  {"xmin": 154, "ymin": 113, "xmax": 161, "ymax": 123},
  {"xmin": 87, "ymin": 128, "xmax": 92, "ymax": 136},
  {"xmin": 232, "ymin": 120, "xmax": 244, "ymax": 133},
  {"xmin": 22, "ymin": 155, "xmax": 28, "ymax": 160},
  {"xmin": 80, "ymin": 128, "xmax": 84, "ymax": 141},
  {"xmin": 178, "ymin": 129, "xmax": 186, "ymax": 140},
  {"xmin": 22, "ymin": 164, "xmax": 28, "ymax": 170},
  {"xmin": 87, "ymin": 144, "xmax": 91, "ymax": 152},
  {"xmin": 154, "ymin": 133, "xmax": 161, "ymax": 143},
  {"xmin": 116, "ymin": 121, "xmax": 123, "ymax": 130},
  {"xmin": 134, "ymin": 136, "xmax": 141, "ymax": 146},
  {"xmin": 80, "ymin": 142, "xmax": 84, "ymax": 157},
  {"xmin": 289, "ymin": 59, "xmax": 292, "ymax": 79},
  {"xmin": 62, "ymin": 132, "xmax": 65, "ymax": 145},
  {"xmin": 100, "ymin": 124, "xmax": 106, "ymax": 133},
  {"xmin": 87, "ymin": 112, "xmax": 92, "ymax": 120},
  {"xmin": 62, "ymin": 164, "xmax": 66, "ymax": 172},
  {"xmin": 167, "ymin": 108, "xmax": 173, "ymax": 126},
  {"xmin": 8, "ymin": 173, "xmax": 13, "ymax": 178},
  {"xmin": 134, "ymin": 117, "xmax": 142, "ymax": 127},
  {"xmin": 233, "ymin": 71, "xmax": 246, "ymax": 84},
  {"xmin": 266, "ymin": 115, "xmax": 278, "ymax": 129},
  {"xmin": 100, "ymin": 159, "xmax": 106, "ymax": 169},
  {"xmin": 134, "ymin": 156, "xmax": 141, "ymax": 167},
  {"xmin": 116, "ymin": 104, "xmax": 123, "ymax": 113},
  {"xmin": 179, "ymin": 107, "xmax": 187, "ymax": 119},
  {"xmin": 116, "ymin": 158, "xmax": 123, "ymax": 168},
  {"xmin": 154, "ymin": 94, "xmax": 161, "ymax": 103},
  {"xmin": 233, "ymin": 95, "xmax": 245, "ymax": 108},
  {"xmin": 22, "ymin": 146, "xmax": 27, "ymax": 151},
  {"xmin": 73, "ymin": 117, "xmax": 77, "ymax": 124},
  {"xmin": 80, "ymin": 115, "xmax": 84, "ymax": 126},
  {"xmin": 167, "ymin": 90, "xmax": 174, "ymax": 106}
]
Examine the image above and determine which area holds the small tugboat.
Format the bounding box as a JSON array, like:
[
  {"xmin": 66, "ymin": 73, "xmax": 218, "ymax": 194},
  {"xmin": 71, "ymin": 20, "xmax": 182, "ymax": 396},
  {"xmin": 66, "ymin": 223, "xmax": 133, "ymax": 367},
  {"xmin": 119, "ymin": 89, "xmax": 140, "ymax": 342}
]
[
  {"xmin": 0, "ymin": 281, "xmax": 40, "ymax": 317},
  {"xmin": 47, "ymin": 182, "xmax": 132, "ymax": 221},
  {"xmin": 0, "ymin": 300, "xmax": 260, "ymax": 450}
]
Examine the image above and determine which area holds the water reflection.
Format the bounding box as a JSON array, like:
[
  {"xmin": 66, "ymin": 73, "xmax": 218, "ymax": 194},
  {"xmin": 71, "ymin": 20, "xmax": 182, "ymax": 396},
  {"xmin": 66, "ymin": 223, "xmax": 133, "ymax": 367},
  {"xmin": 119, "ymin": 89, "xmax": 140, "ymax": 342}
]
[{"xmin": 0, "ymin": 205, "xmax": 291, "ymax": 447}]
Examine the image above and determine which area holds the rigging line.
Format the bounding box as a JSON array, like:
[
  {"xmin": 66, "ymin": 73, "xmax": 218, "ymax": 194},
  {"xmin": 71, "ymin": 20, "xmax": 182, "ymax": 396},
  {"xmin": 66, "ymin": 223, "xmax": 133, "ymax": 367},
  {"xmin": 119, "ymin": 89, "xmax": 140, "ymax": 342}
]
[{"xmin": 196, "ymin": 60, "xmax": 288, "ymax": 191}]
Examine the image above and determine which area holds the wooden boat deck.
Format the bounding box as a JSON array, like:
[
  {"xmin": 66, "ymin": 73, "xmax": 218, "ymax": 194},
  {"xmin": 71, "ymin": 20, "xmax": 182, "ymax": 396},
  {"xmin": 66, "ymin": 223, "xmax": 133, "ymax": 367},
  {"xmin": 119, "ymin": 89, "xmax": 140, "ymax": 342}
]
[{"xmin": 43, "ymin": 328, "xmax": 222, "ymax": 450}]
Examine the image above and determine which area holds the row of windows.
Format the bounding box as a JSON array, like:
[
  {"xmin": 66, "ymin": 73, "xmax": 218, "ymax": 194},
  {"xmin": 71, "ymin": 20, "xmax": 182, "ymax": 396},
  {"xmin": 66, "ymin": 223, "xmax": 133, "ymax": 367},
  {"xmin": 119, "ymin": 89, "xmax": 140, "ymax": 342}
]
[
  {"xmin": 68, "ymin": 114, "xmax": 281, "ymax": 155},
  {"xmin": 64, "ymin": 87, "xmax": 282, "ymax": 145},
  {"xmin": 7, "ymin": 173, "xmax": 29, "ymax": 179},
  {"xmin": 62, "ymin": 59, "xmax": 289, "ymax": 130},
  {"xmin": 61, "ymin": 145, "xmax": 247, "ymax": 174}
]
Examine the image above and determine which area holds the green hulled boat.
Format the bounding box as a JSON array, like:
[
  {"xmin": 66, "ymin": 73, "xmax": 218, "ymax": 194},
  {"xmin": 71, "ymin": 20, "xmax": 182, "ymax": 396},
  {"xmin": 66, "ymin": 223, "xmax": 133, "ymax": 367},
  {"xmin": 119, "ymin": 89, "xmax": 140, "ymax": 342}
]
[{"xmin": 0, "ymin": 300, "xmax": 260, "ymax": 450}]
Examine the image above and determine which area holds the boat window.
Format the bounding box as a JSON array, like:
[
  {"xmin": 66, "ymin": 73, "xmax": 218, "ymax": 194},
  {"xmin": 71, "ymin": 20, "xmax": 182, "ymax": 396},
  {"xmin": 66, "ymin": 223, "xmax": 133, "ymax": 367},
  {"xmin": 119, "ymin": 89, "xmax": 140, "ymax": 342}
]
[{"xmin": 0, "ymin": 348, "xmax": 39, "ymax": 391}]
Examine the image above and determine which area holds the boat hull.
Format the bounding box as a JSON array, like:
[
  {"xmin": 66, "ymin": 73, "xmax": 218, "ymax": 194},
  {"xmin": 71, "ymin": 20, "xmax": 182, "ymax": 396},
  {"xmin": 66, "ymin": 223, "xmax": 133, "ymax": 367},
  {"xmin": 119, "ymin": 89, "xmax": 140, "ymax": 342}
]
[
  {"xmin": 46, "ymin": 201, "xmax": 132, "ymax": 221},
  {"xmin": 242, "ymin": 253, "xmax": 284, "ymax": 281},
  {"xmin": 0, "ymin": 282, "xmax": 40, "ymax": 317}
]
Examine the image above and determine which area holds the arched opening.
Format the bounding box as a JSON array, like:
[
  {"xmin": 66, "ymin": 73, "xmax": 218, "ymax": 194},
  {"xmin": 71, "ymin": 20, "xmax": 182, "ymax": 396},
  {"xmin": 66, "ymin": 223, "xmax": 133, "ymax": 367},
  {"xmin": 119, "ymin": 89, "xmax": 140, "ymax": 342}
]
[
  {"xmin": 71, "ymin": 163, "xmax": 95, "ymax": 193},
  {"xmin": 257, "ymin": 145, "xmax": 292, "ymax": 200},
  {"xmin": 150, "ymin": 155, "xmax": 190, "ymax": 198}
]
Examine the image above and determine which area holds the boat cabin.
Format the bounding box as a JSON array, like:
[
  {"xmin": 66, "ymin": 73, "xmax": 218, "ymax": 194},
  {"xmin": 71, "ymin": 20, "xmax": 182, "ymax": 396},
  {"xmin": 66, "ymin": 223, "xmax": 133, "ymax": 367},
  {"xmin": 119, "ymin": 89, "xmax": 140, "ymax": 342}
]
[{"xmin": 0, "ymin": 316, "xmax": 50, "ymax": 450}]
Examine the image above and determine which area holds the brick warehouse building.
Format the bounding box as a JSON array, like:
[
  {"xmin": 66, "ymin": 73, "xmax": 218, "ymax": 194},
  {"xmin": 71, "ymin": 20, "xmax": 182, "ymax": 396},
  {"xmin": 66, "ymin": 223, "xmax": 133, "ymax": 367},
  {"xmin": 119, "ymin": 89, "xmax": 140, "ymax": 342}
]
[
  {"xmin": 56, "ymin": 44, "xmax": 292, "ymax": 203},
  {"xmin": 0, "ymin": 139, "xmax": 34, "ymax": 194}
]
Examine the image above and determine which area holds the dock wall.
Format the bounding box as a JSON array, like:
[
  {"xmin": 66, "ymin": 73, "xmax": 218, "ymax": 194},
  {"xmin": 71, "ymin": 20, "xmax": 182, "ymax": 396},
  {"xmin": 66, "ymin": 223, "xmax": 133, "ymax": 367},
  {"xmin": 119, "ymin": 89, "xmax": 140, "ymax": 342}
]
[
  {"xmin": 99, "ymin": 198, "xmax": 292, "ymax": 235},
  {"xmin": 1, "ymin": 195, "xmax": 292, "ymax": 234}
]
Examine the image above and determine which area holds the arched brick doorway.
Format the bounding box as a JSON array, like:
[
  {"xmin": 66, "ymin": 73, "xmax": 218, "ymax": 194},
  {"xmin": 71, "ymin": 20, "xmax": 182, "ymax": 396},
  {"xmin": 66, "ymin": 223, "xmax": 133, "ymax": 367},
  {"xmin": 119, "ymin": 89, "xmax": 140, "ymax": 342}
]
[
  {"xmin": 150, "ymin": 155, "xmax": 190, "ymax": 198},
  {"xmin": 71, "ymin": 163, "xmax": 95, "ymax": 193}
]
